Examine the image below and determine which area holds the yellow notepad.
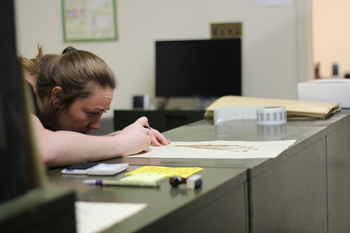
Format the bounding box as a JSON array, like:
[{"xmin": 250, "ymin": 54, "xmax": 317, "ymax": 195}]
[
  {"xmin": 125, "ymin": 166, "xmax": 203, "ymax": 179},
  {"xmin": 119, "ymin": 173, "xmax": 167, "ymax": 186}
]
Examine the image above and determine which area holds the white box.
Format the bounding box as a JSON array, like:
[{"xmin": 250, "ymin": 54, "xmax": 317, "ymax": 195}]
[{"xmin": 298, "ymin": 79, "xmax": 350, "ymax": 108}]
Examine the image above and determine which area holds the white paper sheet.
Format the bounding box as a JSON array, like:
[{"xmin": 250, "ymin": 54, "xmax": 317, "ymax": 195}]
[
  {"xmin": 75, "ymin": 202, "xmax": 147, "ymax": 233},
  {"xmin": 131, "ymin": 140, "xmax": 297, "ymax": 159}
]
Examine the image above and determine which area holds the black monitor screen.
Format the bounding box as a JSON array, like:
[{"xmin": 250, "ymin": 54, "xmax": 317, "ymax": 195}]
[{"xmin": 155, "ymin": 39, "xmax": 241, "ymax": 98}]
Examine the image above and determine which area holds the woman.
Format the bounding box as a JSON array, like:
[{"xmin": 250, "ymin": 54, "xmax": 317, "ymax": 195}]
[{"xmin": 20, "ymin": 46, "xmax": 170, "ymax": 169}]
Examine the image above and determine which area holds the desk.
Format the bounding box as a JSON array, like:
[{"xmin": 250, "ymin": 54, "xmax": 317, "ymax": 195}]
[
  {"xmin": 47, "ymin": 166, "xmax": 248, "ymax": 232},
  {"xmin": 46, "ymin": 111, "xmax": 350, "ymax": 232},
  {"xmin": 113, "ymin": 111, "xmax": 350, "ymax": 233}
]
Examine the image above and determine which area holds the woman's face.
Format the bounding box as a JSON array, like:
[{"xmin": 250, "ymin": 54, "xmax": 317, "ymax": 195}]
[{"xmin": 56, "ymin": 85, "xmax": 114, "ymax": 134}]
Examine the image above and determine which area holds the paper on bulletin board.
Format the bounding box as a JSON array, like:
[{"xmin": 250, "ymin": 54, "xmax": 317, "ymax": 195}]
[{"xmin": 62, "ymin": 0, "xmax": 118, "ymax": 42}]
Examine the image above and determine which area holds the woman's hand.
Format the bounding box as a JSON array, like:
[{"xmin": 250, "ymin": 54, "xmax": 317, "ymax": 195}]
[
  {"xmin": 115, "ymin": 117, "xmax": 151, "ymax": 155},
  {"xmin": 148, "ymin": 127, "xmax": 171, "ymax": 146},
  {"xmin": 114, "ymin": 117, "xmax": 170, "ymax": 156},
  {"xmin": 135, "ymin": 116, "xmax": 170, "ymax": 146}
]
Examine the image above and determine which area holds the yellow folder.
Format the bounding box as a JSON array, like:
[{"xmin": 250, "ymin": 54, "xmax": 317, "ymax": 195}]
[{"xmin": 205, "ymin": 95, "xmax": 340, "ymax": 120}]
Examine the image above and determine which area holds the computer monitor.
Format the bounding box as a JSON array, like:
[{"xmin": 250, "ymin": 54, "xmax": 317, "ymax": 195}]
[{"xmin": 155, "ymin": 38, "xmax": 242, "ymax": 99}]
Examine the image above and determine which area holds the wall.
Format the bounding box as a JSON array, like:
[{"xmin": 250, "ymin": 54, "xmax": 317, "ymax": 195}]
[
  {"xmin": 14, "ymin": 0, "xmax": 312, "ymax": 118},
  {"xmin": 312, "ymin": 0, "xmax": 350, "ymax": 79}
]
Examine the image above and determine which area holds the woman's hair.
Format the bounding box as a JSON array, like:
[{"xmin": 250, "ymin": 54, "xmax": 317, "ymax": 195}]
[{"xmin": 20, "ymin": 46, "xmax": 117, "ymax": 111}]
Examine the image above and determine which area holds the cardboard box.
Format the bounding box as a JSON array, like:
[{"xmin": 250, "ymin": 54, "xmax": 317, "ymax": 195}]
[{"xmin": 298, "ymin": 79, "xmax": 349, "ymax": 108}]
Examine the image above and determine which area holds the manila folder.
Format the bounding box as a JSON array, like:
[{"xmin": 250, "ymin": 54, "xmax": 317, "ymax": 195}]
[{"xmin": 205, "ymin": 95, "xmax": 340, "ymax": 119}]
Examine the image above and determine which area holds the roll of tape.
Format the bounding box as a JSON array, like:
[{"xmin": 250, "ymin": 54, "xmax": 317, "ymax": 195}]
[{"xmin": 256, "ymin": 106, "xmax": 286, "ymax": 125}]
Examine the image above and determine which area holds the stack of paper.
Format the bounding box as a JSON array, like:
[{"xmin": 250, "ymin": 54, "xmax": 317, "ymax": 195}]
[
  {"xmin": 205, "ymin": 96, "xmax": 340, "ymax": 120},
  {"xmin": 75, "ymin": 202, "xmax": 147, "ymax": 233}
]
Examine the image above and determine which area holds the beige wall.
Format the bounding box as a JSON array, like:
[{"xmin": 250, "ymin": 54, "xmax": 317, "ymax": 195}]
[
  {"xmin": 14, "ymin": 0, "xmax": 312, "ymax": 117},
  {"xmin": 312, "ymin": 0, "xmax": 350, "ymax": 79}
]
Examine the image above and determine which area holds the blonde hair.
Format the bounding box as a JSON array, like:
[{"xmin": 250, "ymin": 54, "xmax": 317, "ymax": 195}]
[{"xmin": 20, "ymin": 46, "xmax": 116, "ymax": 118}]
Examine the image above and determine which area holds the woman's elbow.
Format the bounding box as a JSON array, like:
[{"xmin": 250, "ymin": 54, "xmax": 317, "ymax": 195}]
[{"xmin": 38, "ymin": 145, "xmax": 59, "ymax": 169}]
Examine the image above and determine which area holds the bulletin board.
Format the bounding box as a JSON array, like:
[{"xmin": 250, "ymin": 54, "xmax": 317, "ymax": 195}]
[{"xmin": 61, "ymin": 0, "xmax": 118, "ymax": 42}]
